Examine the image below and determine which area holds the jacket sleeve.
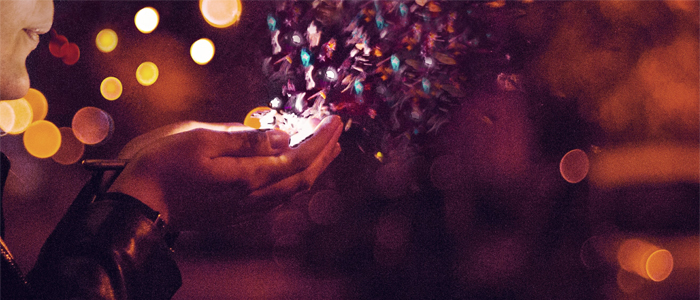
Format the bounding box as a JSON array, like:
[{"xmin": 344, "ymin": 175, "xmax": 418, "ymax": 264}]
[{"xmin": 26, "ymin": 193, "xmax": 182, "ymax": 300}]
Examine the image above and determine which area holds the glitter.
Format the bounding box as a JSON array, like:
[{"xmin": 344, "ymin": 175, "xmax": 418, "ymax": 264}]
[
  {"xmin": 354, "ymin": 79, "xmax": 364, "ymax": 95},
  {"xmin": 300, "ymin": 48, "xmax": 311, "ymax": 67},
  {"xmin": 422, "ymin": 78, "xmax": 431, "ymax": 93},
  {"xmin": 376, "ymin": 14, "xmax": 386, "ymax": 30},
  {"xmin": 399, "ymin": 3, "xmax": 408, "ymax": 16},
  {"xmin": 267, "ymin": 14, "xmax": 277, "ymax": 31},
  {"xmin": 391, "ymin": 54, "xmax": 400, "ymax": 72}
]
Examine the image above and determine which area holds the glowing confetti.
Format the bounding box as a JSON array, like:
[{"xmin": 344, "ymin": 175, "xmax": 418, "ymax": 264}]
[{"xmin": 300, "ymin": 48, "xmax": 311, "ymax": 67}]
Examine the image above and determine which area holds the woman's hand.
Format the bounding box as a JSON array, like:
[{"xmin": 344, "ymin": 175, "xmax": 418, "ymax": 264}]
[{"xmin": 107, "ymin": 116, "xmax": 343, "ymax": 231}]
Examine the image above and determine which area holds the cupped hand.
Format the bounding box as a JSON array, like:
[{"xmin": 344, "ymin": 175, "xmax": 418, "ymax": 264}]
[{"xmin": 107, "ymin": 116, "xmax": 343, "ymax": 231}]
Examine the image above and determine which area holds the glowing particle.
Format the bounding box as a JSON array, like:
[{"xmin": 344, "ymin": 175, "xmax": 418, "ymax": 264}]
[
  {"xmin": 376, "ymin": 14, "xmax": 386, "ymax": 30},
  {"xmin": 324, "ymin": 67, "xmax": 338, "ymax": 82},
  {"xmin": 190, "ymin": 38, "xmax": 215, "ymax": 65},
  {"xmin": 96, "ymin": 29, "xmax": 118, "ymax": 53},
  {"xmin": 291, "ymin": 32, "xmax": 303, "ymax": 46},
  {"xmin": 374, "ymin": 151, "xmax": 383, "ymax": 162},
  {"xmin": 134, "ymin": 7, "xmax": 159, "ymax": 34},
  {"xmin": 136, "ymin": 61, "xmax": 159, "ymax": 86},
  {"xmin": 269, "ymin": 97, "xmax": 283, "ymax": 110},
  {"xmin": 399, "ymin": 3, "xmax": 408, "ymax": 16},
  {"xmin": 422, "ymin": 78, "xmax": 431, "ymax": 93},
  {"xmin": 2, "ymin": 99, "xmax": 33, "ymax": 135},
  {"xmin": 559, "ymin": 149, "xmax": 589, "ymax": 183},
  {"xmin": 391, "ymin": 54, "xmax": 400, "ymax": 72},
  {"xmin": 23, "ymin": 120, "xmax": 61, "ymax": 159},
  {"xmin": 100, "ymin": 77, "xmax": 123, "ymax": 101},
  {"xmin": 300, "ymin": 48, "xmax": 311, "ymax": 67},
  {"xmin": 72, "ymin": 107, "xmax": 114, "ymax": 145},
  {"xmin": 52, "ymin": 127, "xmax": 85, "ymax": 165},
  {"xmin": 200, "ymin": 0, "xmax": 242, "ymax": 28},
  {"xmin": 23, "ymin": 88, "xmax": 48, "ymax": 122},
  {"xmin": 424, "ymin": 57, "xmax": 434, "ymax": 68},
  {"xmin": 354, "ymin": 79, "xmax": 363, "ymax": 95},
  {"xmin": 267, "ymin": 14, "xmax": 277, "ymax": 31}
]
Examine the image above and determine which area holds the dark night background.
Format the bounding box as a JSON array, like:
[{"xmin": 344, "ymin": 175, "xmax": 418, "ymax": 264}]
[{"xmin": 1, "ymin": 1, "xmax": 698, "ymax": 299}]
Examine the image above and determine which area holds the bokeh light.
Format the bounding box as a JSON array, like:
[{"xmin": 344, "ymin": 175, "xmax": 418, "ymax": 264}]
[
  {"xmin": 51, "ymin": 127, "xmax": 85, "ymax": 165},
  {"xmin": 190, "ymin": 38, "xmax": 215, "ymax": 65},
  {"xmin": 2, "ymin": 99, "xmax": 33, "ymax": 135},
  {"xmin": 244, "ymin": 106, "xmax": 272, "ymax": 129},
  {"xmin": 22, "ymin": 88, "xmax": 48, "ymax": 122},
  {"xmin": 72, "ymin": 106, "xmax": 115, "ymax": 145},
  {"xmin": 61, "ymin": 42, "xmax": 80, "ymax": 65},
  {"xmin": 136, "ymin": 61, "xmax": 159, "ymax": 86},
  {"xmin": 0, "ymin": 102, "xmax": 16, "ymax": 134},
  {"xmin": 308, "ymin": 190, "xmax": 344, "ymax": 225},
  {"xmin": 134, "ymin": 7, "xmax": 159, "ymax": 34},
  {"xmin": 96, "ymin": 29, "xmax": 118, "ymax": 53},
  {"xmin": 23, "ymin": 120, "xmax": 61, "ymax": 159},
  {"xmin": 559, "ymin": 149, "xmax": 589, "ymax": 183},
  {"xmin": 100, "ymin": 77, "xmax": 123, "ymax": 101},
  {"xmin": 200, "ymin": 0, "xmax": 242, "ymax": 28},
  {"xmin": 617, "ymin": 239, "xmax": 674, "ymax": 282}
]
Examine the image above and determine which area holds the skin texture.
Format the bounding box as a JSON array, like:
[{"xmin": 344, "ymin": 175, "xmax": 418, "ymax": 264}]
[
  {"xmin": 0, "ymin": 0, "xmax": 54, "ymax": 100},
  {"xmin": 1, "ymin": 0, "xmax": 342, "ymax": 231}
]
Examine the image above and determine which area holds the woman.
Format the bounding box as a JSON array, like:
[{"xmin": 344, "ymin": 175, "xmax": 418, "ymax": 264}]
[{"xmin": 0, "ymin": 0, "xmax": 342, "ymax": 298}]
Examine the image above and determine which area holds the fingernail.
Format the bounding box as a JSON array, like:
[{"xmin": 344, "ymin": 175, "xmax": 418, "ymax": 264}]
[{"xmin": 267, "ymin": 130, "xmax": 289, "ymax": 149}]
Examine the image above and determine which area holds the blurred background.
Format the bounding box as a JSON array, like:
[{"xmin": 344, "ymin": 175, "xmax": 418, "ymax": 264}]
[{"xmin": 1, "ymin": 1, "xmax": 698, "ymax": 299}]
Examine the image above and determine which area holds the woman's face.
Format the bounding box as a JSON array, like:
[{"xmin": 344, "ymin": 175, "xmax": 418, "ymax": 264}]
[{"xmin": 0, "ymin": 0, "xmax": 53, "ymax": 100}]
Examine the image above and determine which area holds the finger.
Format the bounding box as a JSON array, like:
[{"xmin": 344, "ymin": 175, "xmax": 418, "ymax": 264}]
[
  {"xmin": 246, "ymin": 142, "xmax": 341, "ymax": 204},
  {"xmin": 207, "ymin": 129, "xmax": 292, "ymax": 157},
  {"xmin": 208, "ymin": 115, "xmax": 342, "ymax": 187},
  {"xmin": 118, "ymin": 121, "xmax": 248, "ymax": 159}
]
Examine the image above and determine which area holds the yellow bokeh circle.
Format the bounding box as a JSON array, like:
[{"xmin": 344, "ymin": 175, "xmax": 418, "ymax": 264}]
[
  {"xmin": 23, "ymin": 88, "xmax": 48, "ymax": 122},
  {"xmin": 0, "ymin": 101, "xmax": 16, "ymax": 133},
  {"xmin": 136, "ymin": 61, "xmax": 159, "ymax": 86},
  {"xmin": 100, "ymin": 77, "xmax": 123, "ymax": 101},
  {"xmin": 135, "ymin": 7, "xmax": 159, "ymax": 34},
  {"xmin": 96, "ymin": 29, "xmax": 118, "ymax": 53},
  {"xmin": 23, "ymin": 120, "xmax": 61, "ymax": 159},
  {"xmin": 3, "ymin": 99, "xmax": 33, "ymax": 135},
  {"xmin": 190, "ymin": 38, "xmax": 215, "ymax": 65},
  {"xmin": 200, "ymin": 0, "xmax": 242, "ymax": 28}
]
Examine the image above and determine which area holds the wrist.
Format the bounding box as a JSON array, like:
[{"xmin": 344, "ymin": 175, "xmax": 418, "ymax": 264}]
[{"xmin": 107, "ymin": 176, "xmax": 170, "ymax": 225}]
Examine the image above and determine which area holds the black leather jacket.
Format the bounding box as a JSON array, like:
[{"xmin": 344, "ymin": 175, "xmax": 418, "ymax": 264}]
[{"xmin": 1, "ymin": 153, "xmax": 181, "ymax": 299}]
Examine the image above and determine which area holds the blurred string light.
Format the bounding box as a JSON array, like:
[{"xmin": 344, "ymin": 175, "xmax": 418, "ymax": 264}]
[
  {"xmin": 71, "ymin": 106, "xmax": 114, "ymax": 145},
  {"xmin": 134, "ymin": 7, "xmax": 159, "ymax": 34},
  {"xmin": 23, "ymin": 120, "xmax": 61, "ymax": 159},
  {"xmin": 100, "ymin": 77, "xmax": 123, "ymax": 101},
  {"xmin": 51, "ymin": 127, "xmax": 85, "ymax": 165},
  {"xmin": 0, "ymin": 99, "xmax": 33, "ymax": 135},
  {"xmin": 199, "ymin": 0, "xmax": 242, "ymax": 28},
  {"xmin": 136, "ymin": 61, "xmax": 159, "ymax": 86},
  {"xmin": 190, "ymin": 38, "xmax": 215, "ymax": 65},
  {"xmin": 617, "ymin": 239, "xmax": 674, "ymax": 282},
  {"xmin": 96, "ymin": 29, "xmax": 118, "ymax": 53}
]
